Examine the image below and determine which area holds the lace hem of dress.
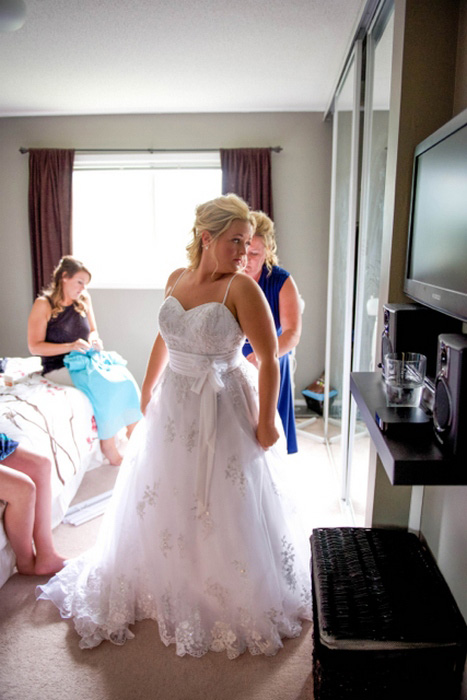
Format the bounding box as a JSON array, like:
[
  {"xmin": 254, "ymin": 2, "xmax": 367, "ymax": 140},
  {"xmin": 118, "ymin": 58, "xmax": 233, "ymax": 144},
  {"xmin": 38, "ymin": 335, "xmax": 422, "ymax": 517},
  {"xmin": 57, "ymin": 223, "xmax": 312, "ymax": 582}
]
[
  {"xmin": 74, "ymin": 612, "xmax": 307, "ymax": 658},
  {"xmin": 45, "ymin": 586, "xmax": 310, "ymax": 658}
]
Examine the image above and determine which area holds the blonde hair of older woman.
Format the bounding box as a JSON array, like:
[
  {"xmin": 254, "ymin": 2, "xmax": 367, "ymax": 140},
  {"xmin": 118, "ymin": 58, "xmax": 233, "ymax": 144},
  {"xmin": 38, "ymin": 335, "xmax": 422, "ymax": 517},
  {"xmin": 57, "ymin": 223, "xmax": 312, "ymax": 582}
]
[
  {"xmin": 42, "ymin": 255, "xmax": 91, "ymax": 318},
  {"xmin": 252, "ymin": 211, "xmax": 279, "ymax": 273},
  {"xmin": 186, "ymin": 193, "xmax": 256, "ymax": 269}
]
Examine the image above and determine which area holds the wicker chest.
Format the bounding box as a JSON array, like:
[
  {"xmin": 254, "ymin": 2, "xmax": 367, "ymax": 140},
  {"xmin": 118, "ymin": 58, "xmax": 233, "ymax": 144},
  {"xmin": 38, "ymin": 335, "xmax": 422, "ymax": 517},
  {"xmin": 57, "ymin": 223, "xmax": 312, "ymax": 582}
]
[{"xmin": 311, "ymin": 527, "xmax": 467, "ymax": 699}]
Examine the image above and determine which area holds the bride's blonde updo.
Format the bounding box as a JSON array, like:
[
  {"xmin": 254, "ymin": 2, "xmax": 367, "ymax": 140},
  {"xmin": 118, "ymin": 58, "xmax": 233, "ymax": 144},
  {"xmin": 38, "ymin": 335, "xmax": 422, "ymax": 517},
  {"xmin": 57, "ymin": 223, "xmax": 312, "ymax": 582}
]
[{"xmin": 186, "ymin": 194, "xmax": 256, "ymax": 269}]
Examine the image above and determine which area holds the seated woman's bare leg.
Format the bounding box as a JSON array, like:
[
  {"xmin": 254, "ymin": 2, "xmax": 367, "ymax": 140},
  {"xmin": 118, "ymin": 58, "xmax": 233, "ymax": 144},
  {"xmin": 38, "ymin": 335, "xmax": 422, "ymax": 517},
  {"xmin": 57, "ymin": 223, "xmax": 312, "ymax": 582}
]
[
  {"xmin": 2, "ymin": 448, "xmax": 66, "ymax": 575},
  {"xmin": 0, "ymin": 464, "xmax": 36, "ymax": 575},
  {"xmin": 100, "ymin": 437, "xmax": 122, "ymax": 466}
]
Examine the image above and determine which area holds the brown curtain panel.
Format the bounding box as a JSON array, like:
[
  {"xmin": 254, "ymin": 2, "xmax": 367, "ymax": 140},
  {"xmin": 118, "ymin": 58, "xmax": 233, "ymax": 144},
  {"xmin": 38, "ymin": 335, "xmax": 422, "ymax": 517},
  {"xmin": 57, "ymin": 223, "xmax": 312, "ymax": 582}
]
[
  {"xmin": 220, "ymin": 148, "xmax": 273, "ymax": 219},
  {"xmin": 28, "ymin": 148, "xmax": 75, "ymax": 299}
]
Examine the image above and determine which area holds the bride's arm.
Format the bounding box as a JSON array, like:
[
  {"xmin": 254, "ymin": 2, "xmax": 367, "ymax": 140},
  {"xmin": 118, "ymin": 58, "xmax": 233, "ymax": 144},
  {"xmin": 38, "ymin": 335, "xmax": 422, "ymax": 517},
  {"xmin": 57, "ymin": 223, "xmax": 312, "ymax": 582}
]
[
  {"xmin": 140, "ymin": 333, "xmax": 168, "ymax": 415},
  {"xmin": 233, "ymin": 275, "xmax": 280, "ymax": 449},
  {"xmin": 140, "ymin": 269, "xmax": 184, "ymax": 414}
]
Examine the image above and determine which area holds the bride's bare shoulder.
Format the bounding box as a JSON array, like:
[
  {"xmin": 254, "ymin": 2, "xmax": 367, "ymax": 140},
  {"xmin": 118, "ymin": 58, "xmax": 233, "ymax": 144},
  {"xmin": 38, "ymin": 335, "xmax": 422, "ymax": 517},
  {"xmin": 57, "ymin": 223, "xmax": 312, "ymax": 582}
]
[
  {"xmin": 227, "ymin": 274, "xmax": 268, "ymax": 316},
  {"xmin": 231, "ymin": 273, "xmax": 262, "ymax": 296},
  {"xmin": 165, "ymin": 267, "xmax": 188, "ymax": 296}
]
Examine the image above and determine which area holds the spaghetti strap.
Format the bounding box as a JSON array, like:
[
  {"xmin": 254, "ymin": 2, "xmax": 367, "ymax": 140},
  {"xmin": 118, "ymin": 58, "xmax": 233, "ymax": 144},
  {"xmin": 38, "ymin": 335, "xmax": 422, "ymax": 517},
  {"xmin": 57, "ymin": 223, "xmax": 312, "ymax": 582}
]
[
  {"xmin": 168, "ymin": 269, "xmax": 187, "ymax": 297},
  {"xmin": 222, "ymin": 274, "xmax": 238, "ymax": 305}
]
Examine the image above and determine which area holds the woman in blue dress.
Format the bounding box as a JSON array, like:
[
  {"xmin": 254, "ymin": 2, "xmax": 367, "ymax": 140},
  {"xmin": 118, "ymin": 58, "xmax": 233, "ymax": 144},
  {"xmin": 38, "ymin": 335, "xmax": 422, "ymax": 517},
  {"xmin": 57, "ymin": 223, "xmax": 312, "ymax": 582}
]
[{"xmin": 243, "ymin": 212, "xmax": 302, "ymax": 454}]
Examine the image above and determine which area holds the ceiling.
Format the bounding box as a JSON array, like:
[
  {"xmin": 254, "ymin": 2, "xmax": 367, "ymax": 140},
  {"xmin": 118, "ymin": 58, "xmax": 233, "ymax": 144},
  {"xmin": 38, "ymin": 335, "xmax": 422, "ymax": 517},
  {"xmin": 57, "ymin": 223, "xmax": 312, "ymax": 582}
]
[{"xmin": 0, "ymin": 0, "xmax": 366, "ymax": 118}]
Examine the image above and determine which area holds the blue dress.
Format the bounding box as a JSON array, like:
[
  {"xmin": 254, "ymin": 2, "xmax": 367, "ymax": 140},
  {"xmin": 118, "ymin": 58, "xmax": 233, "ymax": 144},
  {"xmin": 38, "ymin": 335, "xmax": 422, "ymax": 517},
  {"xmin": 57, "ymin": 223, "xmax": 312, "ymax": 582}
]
[
  {"xmin": 64, "ymin": 350, "xmax": 142, "ymax": 440},
  {"xmin": 242, "ymin": 265, "xmax": 298, "ymax": 454}
]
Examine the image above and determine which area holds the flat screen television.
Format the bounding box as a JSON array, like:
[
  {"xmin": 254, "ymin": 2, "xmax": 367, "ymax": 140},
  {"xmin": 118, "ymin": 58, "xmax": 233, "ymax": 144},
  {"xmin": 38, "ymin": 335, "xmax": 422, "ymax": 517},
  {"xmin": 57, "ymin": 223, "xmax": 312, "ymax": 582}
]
[{"xmin": 404, "ymin": 107, "xmax": 467, "ymax": 323}]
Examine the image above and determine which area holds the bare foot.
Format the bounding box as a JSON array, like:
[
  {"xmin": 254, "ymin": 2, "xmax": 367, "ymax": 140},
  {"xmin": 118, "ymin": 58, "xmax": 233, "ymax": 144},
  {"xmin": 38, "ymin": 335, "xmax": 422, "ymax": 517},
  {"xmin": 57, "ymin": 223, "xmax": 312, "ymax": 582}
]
[
  {"xmin": 16, "ymin": 556, "xmax": 37, "ymax": 576},
  {"xmin": 34, "ymin": 551, "xmax": 66, "ymax": 576},
  {"xmin": 100, "ymin": 438, "xmax": 123, "ymax": 466}
]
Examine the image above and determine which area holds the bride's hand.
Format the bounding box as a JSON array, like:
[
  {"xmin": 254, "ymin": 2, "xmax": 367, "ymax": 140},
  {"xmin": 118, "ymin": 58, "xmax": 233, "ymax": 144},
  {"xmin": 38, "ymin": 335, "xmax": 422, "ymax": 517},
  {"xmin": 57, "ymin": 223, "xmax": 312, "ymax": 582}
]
[
  {"xmin": 140, "ymin": 389, "xmax": 152, "ymax": 416},
  {"xmin": 256, "ymin": 422, "xmax": 280, "ymax": 450}
]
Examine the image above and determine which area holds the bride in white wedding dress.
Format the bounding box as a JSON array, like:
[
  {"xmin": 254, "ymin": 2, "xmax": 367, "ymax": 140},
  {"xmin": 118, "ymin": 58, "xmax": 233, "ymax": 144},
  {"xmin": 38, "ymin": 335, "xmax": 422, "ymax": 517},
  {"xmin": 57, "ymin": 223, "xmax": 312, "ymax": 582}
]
[{"xmin": 37, "ymin": 194, "xmax": 312, "ymax": 658}]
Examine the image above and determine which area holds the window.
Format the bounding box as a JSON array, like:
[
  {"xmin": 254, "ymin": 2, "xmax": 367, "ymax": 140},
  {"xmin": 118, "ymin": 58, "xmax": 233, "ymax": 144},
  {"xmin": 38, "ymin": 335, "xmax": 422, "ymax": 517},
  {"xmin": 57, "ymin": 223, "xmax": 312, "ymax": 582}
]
[{"xmin": 72, "ymin": 151, "xmax": 222, "ymax": 288}]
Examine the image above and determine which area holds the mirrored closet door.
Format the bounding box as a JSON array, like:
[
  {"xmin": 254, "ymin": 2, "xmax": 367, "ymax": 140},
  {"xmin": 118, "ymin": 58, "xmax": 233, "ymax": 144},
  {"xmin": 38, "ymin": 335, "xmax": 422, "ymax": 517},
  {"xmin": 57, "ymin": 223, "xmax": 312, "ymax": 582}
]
[
  {"xmin": 317, "ymin": 0, "xmax": 394, "ymax": 524},
  {"xmin": 323, "ymin": 41, "xmax": 362, "ymax": 492},
  {"xmin": 346, "ymin": 2, "xmax": 394, "ymax": 524}
]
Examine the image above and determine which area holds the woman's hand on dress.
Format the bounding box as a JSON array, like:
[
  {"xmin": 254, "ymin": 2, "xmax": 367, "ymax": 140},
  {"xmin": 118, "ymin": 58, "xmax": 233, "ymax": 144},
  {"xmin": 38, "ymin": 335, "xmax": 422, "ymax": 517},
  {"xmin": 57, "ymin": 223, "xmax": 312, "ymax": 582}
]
[
  {"xmin": 70, "ymin": 338, "xmax": 91, "ymax": 353},
  {"xmin": 256, "ymin": 422, "xmax": 280, "ymax": 450},
  {"xmin": 245, "ymin": 351, "xmax": 259, "ymax": 368},
  {"xmin": 91, "ymin": 337, "xmax": 104, "ymax": 351}
]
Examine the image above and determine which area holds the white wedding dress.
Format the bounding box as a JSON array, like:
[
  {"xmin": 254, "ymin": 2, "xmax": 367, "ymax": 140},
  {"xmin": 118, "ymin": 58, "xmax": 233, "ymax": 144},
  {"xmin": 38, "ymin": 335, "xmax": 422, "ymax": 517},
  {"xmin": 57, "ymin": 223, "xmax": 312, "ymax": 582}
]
[{"xmin": 37, "ymin": 281, "xmax": 312, "ymax": 658}]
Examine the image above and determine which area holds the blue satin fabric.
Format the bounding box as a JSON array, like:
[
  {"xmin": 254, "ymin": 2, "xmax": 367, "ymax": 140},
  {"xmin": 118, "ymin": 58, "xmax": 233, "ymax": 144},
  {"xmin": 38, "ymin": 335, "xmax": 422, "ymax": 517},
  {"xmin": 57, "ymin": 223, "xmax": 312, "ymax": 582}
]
[{"xmin": 64, "ymin": 350, "xmax": 142, "ymax": 439}]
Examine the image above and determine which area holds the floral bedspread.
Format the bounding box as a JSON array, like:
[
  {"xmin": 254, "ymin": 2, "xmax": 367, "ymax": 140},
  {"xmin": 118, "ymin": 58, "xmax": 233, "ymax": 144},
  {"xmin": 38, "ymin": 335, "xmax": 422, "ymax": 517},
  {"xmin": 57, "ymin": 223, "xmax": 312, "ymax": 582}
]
[{"xmin": 0, "ymin": 371, "xmax": 100, "ymax": 527}]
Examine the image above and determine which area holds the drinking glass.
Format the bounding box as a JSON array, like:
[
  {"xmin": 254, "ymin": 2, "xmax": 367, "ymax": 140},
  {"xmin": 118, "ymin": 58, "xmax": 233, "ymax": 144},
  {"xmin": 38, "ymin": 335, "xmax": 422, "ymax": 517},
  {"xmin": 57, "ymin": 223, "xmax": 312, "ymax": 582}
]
[{"xmin": 384, "ymin": 352, "xmax": 427, "ymax": 407}]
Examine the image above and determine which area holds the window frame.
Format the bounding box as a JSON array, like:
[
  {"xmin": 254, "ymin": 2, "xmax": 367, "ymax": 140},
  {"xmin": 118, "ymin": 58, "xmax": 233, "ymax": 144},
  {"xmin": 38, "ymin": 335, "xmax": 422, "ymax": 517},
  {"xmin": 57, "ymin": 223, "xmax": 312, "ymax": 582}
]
[{"xmin": 72, "ymin": 150, "xmax": 222, "ymax": 290}]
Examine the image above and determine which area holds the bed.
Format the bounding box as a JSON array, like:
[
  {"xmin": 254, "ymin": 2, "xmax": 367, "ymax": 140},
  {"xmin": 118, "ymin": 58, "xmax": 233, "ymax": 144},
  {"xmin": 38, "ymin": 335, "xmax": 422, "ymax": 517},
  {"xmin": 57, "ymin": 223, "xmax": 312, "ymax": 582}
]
[{"xmin": 0, "ymin": 357, "xmax": 103, "ymax": 587}]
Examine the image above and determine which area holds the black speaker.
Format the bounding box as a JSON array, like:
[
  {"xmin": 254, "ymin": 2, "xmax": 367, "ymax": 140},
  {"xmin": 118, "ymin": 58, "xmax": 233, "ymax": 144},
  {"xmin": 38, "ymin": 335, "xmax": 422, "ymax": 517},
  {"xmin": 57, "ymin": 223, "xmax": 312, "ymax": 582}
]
[
  {"xmin": 381, "ymin": 303, "xmax": 462, "ymax": 379},
  {"xmin": 433, "ymin": 334, "xmax": 467, "ymax": 459}
]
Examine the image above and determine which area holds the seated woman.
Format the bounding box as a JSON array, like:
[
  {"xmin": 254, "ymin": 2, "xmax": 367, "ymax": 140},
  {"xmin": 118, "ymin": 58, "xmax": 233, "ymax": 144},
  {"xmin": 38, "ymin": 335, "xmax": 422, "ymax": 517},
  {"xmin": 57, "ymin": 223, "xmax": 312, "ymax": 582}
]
[
  {"xmin": 243, "ymin": 211, "xmax": 303, "ymax": 454},
  {"xmin": 0, "ymin": 434, "xmax": 65, "ymax": 576},
  {"xmin": 28, "ymin": 256, "xmax": 142, "ymax": 466}
]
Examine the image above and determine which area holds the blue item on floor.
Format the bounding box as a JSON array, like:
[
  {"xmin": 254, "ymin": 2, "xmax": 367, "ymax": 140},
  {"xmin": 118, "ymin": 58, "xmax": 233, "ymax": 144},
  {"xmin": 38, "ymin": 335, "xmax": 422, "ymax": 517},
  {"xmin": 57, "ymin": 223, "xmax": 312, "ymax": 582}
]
[{"xmin": 302, "ymin": 387, "xmax": 337, "ymax": 415}]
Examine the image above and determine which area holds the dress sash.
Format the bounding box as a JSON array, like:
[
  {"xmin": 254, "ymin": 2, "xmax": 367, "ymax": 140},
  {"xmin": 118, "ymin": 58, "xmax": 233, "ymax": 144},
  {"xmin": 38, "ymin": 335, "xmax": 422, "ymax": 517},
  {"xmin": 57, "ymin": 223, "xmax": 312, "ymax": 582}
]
[{"xmin": 168, "ymin": 347, "xmax": 243, "ymax": 516}]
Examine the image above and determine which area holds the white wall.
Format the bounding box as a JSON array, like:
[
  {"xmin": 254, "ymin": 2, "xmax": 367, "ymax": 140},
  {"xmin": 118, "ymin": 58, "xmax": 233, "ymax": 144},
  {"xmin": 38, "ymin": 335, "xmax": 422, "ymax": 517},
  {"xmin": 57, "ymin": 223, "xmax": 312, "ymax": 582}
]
[{"xmin": 0, "ymin": 112, "xmax": 332, "ymax": 390}]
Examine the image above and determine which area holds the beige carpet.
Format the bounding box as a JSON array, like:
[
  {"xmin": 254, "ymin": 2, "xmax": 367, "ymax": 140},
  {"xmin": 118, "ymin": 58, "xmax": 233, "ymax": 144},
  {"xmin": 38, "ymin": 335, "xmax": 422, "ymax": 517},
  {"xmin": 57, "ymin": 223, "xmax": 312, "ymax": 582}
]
[{"xmin": 0, "ymin": 423, "xmax": 346, "ymax": 700}]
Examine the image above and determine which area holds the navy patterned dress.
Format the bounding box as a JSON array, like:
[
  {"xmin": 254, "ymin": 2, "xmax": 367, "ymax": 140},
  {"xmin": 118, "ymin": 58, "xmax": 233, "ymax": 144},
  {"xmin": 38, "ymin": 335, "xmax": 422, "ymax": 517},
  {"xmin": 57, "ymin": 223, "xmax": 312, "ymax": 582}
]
[{"xmin": 0, "ymin": 434, "xmax": 19, "ymax": 460}]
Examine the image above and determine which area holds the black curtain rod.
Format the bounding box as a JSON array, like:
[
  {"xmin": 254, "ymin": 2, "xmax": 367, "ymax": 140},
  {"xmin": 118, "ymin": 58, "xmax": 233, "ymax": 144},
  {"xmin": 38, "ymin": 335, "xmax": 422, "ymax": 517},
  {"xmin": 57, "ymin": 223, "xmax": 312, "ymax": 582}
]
[{"xmin": 19, "ymin": 146, "xmax": 283, "ymax": 154}]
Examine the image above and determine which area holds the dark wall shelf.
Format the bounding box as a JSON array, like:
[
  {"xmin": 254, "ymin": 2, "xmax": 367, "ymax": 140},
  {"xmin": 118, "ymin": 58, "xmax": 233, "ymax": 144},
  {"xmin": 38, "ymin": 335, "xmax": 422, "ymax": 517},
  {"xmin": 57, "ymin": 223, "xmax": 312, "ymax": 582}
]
[{"xmin": 350, "ymin": 372, "xmax": 466, "ymax": 486}]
